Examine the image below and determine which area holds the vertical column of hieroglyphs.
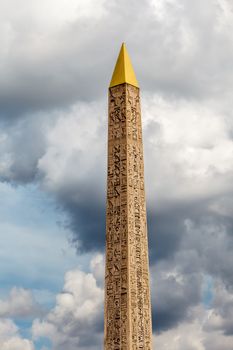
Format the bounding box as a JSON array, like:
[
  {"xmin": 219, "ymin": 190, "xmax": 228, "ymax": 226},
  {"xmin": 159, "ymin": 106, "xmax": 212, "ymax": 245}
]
[
  {"xmin": 105, "ymin": 84, "xmax": 129, "ymax": 350},
  {"xmin": 105, "ymin": 82, "xmax": 152, "ymax": 349},
  {"xmin": 126, "ymin": 84, "xmax": 153, "ymax": 350}
]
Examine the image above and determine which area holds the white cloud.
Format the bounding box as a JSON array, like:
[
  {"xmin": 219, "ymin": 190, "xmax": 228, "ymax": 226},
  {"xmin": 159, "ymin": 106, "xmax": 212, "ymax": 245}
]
[
  {"xmin": 38, "ymin": 101, "xmax": 106, "ymax": 196},
  {"xmin": 0, "ymin": 319, "xmax": 35, "ymax": 350},
  {"xmin": 203, "ymin": 281, "xmax": 233, "ymax": 335},
  {"xmin": 90, "ymin": 254, "xmax": 105, "ymax": 287},
  {"xmin": 32, "ymin": 256, "xmax": 104, "ymax": 349},
  {"xmin": 0, "ymin": 287, "xmax": 40, "ymax": 318},
  {"xmin": 0, "ymin": 0, "xmax": 106, "ymax": 29},
  {"xmin": 154, "ymin": 316, "xmax": 205, "ymax": 350},
  {"xmin": 142, "ymin": 94, "xmax": 233, "ymax": 206},
  {"xmin": 154, "ymin": 305, "xmax": 233, "ymax": 350}
]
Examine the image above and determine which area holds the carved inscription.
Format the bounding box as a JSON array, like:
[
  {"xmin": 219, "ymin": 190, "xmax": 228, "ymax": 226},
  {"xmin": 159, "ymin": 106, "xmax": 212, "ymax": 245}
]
[{"xmin": 104, "ymin": 84, "xmax": 152, "ymax": 349}]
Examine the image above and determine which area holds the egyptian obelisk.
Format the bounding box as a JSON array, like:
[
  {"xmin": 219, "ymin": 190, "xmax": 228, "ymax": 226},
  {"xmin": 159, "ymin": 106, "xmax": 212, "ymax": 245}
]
[{"xmin": 104, "ymin": 43, "xmax": 153, "ymax": 349}]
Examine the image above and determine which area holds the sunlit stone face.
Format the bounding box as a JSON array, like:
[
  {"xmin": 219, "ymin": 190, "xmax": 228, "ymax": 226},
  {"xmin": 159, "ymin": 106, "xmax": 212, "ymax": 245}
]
[{"xmin": 104, "ymin": 80, "xmax": 152, "ymax": 349}]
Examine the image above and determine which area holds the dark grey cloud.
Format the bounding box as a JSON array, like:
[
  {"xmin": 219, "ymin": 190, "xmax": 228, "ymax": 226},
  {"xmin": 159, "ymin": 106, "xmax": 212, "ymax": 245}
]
[
  {"xmin": 1, "ymin": 93, "xmax": 233, "ymax": 342},
  {"xmin": 1, "ymin": 0, "xmax": 233, "ymax": 120},
  {"xmin": 0, "ymin": 115, "xmax": 48, "ymax": 183},
  {"xmin": 148, "ymin": 206, "xmax": 187, "ymax": 262},
  {"xmin": 66, "ymin": 192, "xmax": 106, "ymax": 252},
  {"xmin": 150, "ymin": 203, "xmax": 233, "ymax": 333},
  {"xmin": 152, "ymin": 270, "xmax": 202, "ymax": 332},
  {"xmin": 47, "ymin": 167, "xmax": 233, "ymax": 334}
]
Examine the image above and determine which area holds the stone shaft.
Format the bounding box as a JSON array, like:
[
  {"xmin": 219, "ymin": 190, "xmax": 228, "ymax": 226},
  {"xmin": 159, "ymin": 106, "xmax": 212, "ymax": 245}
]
[{"xmin": 104, "ymin": 83, "xmax": 152, "ymax": 349}]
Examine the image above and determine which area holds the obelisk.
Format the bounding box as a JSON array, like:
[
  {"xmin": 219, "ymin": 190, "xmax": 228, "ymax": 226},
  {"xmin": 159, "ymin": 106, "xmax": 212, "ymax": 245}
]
[{"xmin": 104, "ymin": 43, "xmax": 153, "ymax": 349}]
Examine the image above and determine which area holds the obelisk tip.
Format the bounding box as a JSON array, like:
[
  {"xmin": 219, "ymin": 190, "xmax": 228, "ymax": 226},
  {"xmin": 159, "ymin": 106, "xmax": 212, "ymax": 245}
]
[{"xmin": 109, "ymin": 43, "xmax": 139, "ymax": 88}]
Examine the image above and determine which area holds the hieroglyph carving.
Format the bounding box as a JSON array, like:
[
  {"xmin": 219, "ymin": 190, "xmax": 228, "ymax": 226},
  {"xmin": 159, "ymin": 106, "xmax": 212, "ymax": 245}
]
[{"xmin": 104, "ymin": 83, "xmax": 152, "ymax": 349}]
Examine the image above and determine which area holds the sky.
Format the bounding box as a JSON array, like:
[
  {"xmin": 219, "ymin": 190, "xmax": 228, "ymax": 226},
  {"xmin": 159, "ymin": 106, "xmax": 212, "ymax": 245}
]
[{"xmin": 0, "ymin": 0, "xmax": 233, "ymax": 349}]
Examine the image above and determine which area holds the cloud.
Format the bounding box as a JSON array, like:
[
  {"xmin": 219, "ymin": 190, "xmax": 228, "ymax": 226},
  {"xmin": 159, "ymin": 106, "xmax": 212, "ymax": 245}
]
[
  {"xmin": 203, "ymin": 281, "xmax": 233, "ymax": 336},
  {"xmin": 0, "ymin": 318, "xmax": 35, "ymax": 350},
  {"xmin": 154, "ymin": 304, "xmax": 233, "ymax": 350},
  {"xmin": 1, "ymin": 80, "xmax": 233, "ymax": 339},
  {"xmin": 151, "ymin": 263, "xmax": 202, "ymax": 331},
  {"xmin": 31, "ymin": 256, "xmax": 233, "ymax": 350},
  {"xmin": 0, "ymin": 287, "xmax": 42, "ymax": 318},
  {"xmin": 1, "ymin": 0, "xmax": 233, "ymax": 347},
  {"xmin": 143, "ymin": 95, "xmax": 233, "ymax": 207},
  {"xmin": 0, "ymin": 114, "xmax": 48, "ymax": 183},
  {"xmin": 32, "ymin": 255, "xmax": 104, "ymax": 350},
  {"xmin": 37, "ymin": 102, "xmax": 107, "ymax": 252},
  {"xmin": 0, "ymin": 0, "xmax": 108, "ymax": 119},
  {"xmin": 1, "ymin": 88, "xmax": 233, "ymax": 343},
  {"xmin": 90, "ymin": 254, "xmax": 105, "ymax": 287},
  {"xmin": 1, "ymin": 0, "xmax": 233, "ymax": 119},
  {"xmin": 150, "ymin": 209, "xmax": 233, "ymax": 332},
  {"xmin": 1, "ymin": 0, "xmax": 233, "ymax": 254}
]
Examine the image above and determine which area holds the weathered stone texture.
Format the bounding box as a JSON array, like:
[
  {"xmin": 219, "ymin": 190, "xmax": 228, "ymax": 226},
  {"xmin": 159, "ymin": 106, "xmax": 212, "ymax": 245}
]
[{"xmin": 104, "ymin": 83, "xmax": 152, "ymax": 349}]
